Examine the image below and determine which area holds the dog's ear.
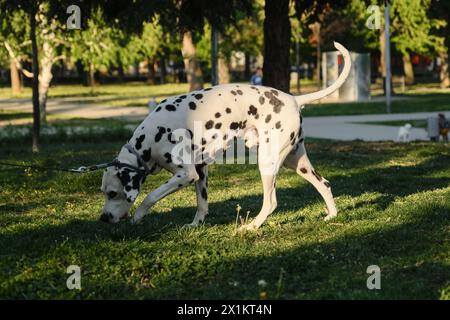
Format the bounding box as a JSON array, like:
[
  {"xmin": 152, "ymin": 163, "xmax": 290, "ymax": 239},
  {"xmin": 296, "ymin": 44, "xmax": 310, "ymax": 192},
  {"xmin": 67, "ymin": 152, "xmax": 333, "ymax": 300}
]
[{"xmin": 116, "ymin": 168, "xmax": 145, "ymax": 203}]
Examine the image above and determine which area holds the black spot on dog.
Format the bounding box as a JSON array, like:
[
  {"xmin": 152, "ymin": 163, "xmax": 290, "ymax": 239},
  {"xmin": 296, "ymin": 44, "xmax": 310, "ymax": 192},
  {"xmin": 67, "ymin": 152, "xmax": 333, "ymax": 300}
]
[
  {"xmin": 195, "ymin": 164, "xmax": 206, "ymax": 180},
  {"xmin": 230, "ymin": 122, "xmax": 240, "ymax": 130},
  {"xmin": 201, "ymin": 188, "xmax": 208, "ymax": 200},
  {"xmin": 155, "ymin": 106, "xmax": 161, "ymax": 112},
  {"xmin": 161, "ymin": 99, "xmax": 167, "ymax": 103},
  {"xmin": 236, "ymin": 89, "xmax": 243, "ymax": 95},
  {"xmin": 223, "ymin": 134, "xmax": 228, "ymax": 140},
  {"xmin": 265, "ymin": 115, "xmax": 272, "ymax": 123},
  {"xmin": 215, "ymin": 123, "xmax": 222, "ymax": 129},
  {"xmin": 205, "ymin": 120, "xmax": 214, "ymax": 130},
  {"xmin": 225, "ymin": 108, "xmax": 232, "ymax": 114},
  {"xmin": 324, "ymin": 181, "xmax": 331, "ymax": 188},
  {"xmin": 164, "ymin": 152, "xmax": 172, "ymax": 163},
  {"xmin": 175, "ymin": 98, "xmax": 182, "ymax": 103},
  {"xmin": 178, "ymin": 184, "xmax": 183, "ymax": 188},
  {"xmin": 312, "ymin": 170, "xmax": 323, "ymax": 181},
  {"xmin": 135, "ymin": 134, "xmax": 145, "ymax": 150},
  {"xmin": 275, "ymin": 121, "xmax": 281, "ymax": 129},
  {"xmin": 189, "ymin": 101, "xmax": 197, "ymax": 110},
  {"xmin": 142, "ymin": 148, "xmax": 152, "ymax": 162},
  {"xmin": 266, "ymin": 138, "xmax": 269, "ymax": 143},
  {"xmin": 264, "ymin": 91, "xmax": 285, "ymax": 113},
  {"xmin": 290, "ymin": 131, "xmax": 295, "ymax": 140},
  {"xmin": 195, "ymin": 93, "xmax": 203, "ymax": 100},
  {"xmin": 259, "ymin": 96, "xmax": 265, "ymax": 105},
  {"xmin": 215, "ymin": 112, "xmax": 221, "ymax": 118},
  {"xmin": 180, "ymin": 95, "xmax": 187, "ymax": 99},
  {"xmin": 298, "ymin": 138, "xmax": 304, "ymax": 143},
  {"xmin": 201, "ymin": 138, "xmax": 207, "ymax": 145},
  {"xmin": 167, "ymin": 132, "xmax": 177, "ymax": 144},
  {"xmin": 300, "ymin": 114, "xmax": 303, "ymax": 124},
  {"xmin": 204, "ymin": 87, "xmax": 212, "ymax": 91},
  {"xmin": 300, "ymin": 168, "xmax": 307, "ymax": 174},
  {"xmin": 165, "ymin": 104, "xmax": 176, "ymax": 111},
  {"xmin": 248, "ymin": 105, "xmax": 258, "ymax": 116},
  {"xmin": 155, "ymin": 127, "xmax": 166, "ymax": 142},
  {"xmin": 271, "ymin": 89, "xmax": 279, "ymax": 96},
  {"xmin": 230, "ymin": 90, "xmax": 237, "ymax": 95}
]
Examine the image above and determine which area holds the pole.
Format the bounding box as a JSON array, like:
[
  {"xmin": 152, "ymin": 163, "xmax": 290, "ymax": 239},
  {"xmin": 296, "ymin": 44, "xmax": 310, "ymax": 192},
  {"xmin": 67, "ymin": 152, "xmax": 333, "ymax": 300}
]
[
  {"xmin": 296, "ymin": 40, "xmax": 301, "ymax": 94},
  {"xmin": 385, "ymin": 0, "xmax": 392, "ymax": 113},
  {"xmin": 211, "ymin": 27, "xmax": 218, "ymax": 86}
]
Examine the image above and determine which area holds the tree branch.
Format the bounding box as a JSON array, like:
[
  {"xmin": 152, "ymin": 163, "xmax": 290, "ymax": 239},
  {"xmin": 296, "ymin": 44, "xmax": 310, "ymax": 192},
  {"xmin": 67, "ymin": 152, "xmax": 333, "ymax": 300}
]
[{"xmin": 4, "ymin": 41, "xmax": 34, "ymax": 78}]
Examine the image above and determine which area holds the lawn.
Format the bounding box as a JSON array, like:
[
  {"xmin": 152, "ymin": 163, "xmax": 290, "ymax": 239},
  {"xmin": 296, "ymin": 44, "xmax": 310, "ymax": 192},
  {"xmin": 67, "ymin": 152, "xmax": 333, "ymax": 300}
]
[
  {"xmin": 303, "ymin": 92, "xmax": 450, "ymax": 117},
  {"xmin": 0, "ymin": 127, "xmax": 449, "ymax": 299}
]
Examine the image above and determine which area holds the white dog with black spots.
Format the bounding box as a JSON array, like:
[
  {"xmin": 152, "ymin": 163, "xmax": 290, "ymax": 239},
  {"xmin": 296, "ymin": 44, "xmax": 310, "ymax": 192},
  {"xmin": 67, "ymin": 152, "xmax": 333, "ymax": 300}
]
[{"xmin": 100, "ymin": 42, "xmax": 351, "ymax": 230}]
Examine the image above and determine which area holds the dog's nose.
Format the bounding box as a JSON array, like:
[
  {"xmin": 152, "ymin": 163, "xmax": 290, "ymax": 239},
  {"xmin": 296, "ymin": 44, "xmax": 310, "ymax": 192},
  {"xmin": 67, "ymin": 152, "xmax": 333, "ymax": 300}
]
[{"xmin": 99, "ymin": 212, "xmax": 113, "ymax": 223}]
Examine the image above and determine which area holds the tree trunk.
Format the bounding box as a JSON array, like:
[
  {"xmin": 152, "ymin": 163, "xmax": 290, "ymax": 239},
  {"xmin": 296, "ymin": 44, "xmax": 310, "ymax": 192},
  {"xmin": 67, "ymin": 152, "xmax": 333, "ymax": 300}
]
[
  {"xmin": 402, "ymin": 52, "xmax": 414, "ymax": 85},
  {"xmin": 117, "ymin": 63, "xmax": 124, "ymax": 83},
  {"xmin": 218, "ymin": 57, "xmax": 230, "ymax": 84},
  {"xmin": 147, "ymin": 59, "xmax": 156, "ymax": 85},
  {"xmin": 88, "ymin": 63, "xmax": 96, "ymax": 86},
  {"xmin": 159, "ymin": 56, "xmax": 166, "ymax": 84},
  {"xmin": 263, "ymin": 0, "xmax": 291, "ymax": 92},
  {"xmin": 439, "ymin": 50, "xmax": 450, "ymax": 88},
  {"xmin": 244, "ymin": 53, "xmax": 251, "ymax": 80},
  {"xmin": 181, "ymin": 31, "xmax": 204, "ymax": 91},
  {"xmin": 10, "ymin": 60, "xmax": 21, "ymax": 95},
  {"xmin": 38, "ymin": 41, "xmax": 54, "ymax": 124},
  {"xmin": 30, "ymin": 3, "xmax": 40, "ymax": 153}
]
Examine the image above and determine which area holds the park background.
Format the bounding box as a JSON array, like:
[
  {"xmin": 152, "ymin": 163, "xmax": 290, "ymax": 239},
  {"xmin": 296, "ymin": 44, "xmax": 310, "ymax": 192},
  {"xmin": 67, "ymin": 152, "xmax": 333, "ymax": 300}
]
[{"xmin": 0, "ymin": 0, "xmax": 449, "ymax": 299}]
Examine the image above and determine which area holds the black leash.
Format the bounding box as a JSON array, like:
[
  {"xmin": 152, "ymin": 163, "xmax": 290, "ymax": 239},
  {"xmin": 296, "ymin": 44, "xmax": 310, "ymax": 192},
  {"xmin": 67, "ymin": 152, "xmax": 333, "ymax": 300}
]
[
  {"xmin": 0, "ymin": 144, "xmax": 150, "ymax": 175},
  {"xmin": 0, "ymin": 161, "xmax": 114, "ymax": 173}
]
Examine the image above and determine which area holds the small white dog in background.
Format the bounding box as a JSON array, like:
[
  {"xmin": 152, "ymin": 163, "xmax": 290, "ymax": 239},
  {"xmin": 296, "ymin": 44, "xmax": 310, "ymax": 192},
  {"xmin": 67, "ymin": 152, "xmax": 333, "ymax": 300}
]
[{"xmin": 397, "ymin": 123, "xmax": 412, "ymax": 142}]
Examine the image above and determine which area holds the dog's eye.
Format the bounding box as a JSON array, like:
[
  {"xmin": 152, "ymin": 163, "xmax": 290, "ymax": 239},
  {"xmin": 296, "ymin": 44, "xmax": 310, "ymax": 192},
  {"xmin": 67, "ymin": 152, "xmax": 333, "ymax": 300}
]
[{"xmin": 107, "ymin": 191, "xmax": 117, "ymax": 199}]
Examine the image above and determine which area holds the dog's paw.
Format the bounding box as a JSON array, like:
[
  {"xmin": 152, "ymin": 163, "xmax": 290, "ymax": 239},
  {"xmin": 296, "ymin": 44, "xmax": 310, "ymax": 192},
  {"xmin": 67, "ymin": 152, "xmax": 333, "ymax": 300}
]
[
  {"xmin": 130, "ymin": 216, "xmax": 143, "ymax": 225},
  {"xmin": 182, "ymin": 222, "xmax": 199, "ymax": 229},
  {"xmin": 324, "ymin": 214, "xmax": 337, "ymax": 221}
]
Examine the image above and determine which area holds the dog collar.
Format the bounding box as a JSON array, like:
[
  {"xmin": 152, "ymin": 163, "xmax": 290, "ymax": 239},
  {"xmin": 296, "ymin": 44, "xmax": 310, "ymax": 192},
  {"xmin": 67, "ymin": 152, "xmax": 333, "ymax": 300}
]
[{"xmin": 121, "ymin": 144, "xmax": 152, "ymax": 176}]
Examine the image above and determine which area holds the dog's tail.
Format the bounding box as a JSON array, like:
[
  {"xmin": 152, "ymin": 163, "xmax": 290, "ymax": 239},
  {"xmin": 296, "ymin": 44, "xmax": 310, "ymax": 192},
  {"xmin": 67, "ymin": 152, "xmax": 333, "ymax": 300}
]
[{"xmin": 294, "ymin": 42, "xmax": 351, "ymax": 107}]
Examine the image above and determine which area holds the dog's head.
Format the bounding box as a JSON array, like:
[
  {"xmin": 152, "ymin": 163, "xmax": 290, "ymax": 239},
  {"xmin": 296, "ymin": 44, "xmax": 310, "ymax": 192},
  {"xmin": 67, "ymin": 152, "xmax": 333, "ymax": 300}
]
[
  {"xmin": 405, "ymin": 123, "xmax": 412, "ymax": 130},
  {"xmin": 100, "ymin": 166, "xmax": 145, "ymax": 223}
]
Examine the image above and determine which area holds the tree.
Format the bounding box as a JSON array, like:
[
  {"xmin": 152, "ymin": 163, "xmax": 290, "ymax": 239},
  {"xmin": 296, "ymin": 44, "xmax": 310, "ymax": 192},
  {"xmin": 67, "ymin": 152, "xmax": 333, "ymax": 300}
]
[
  {"xmin": 0, "ymin": 9, "xmax": 29, "ymax": 95},
  {"xmin": 390, "ymin": 0, "xmax": 445, "ymax": 85},
  {"xmin": 430, "ymin": 0, "xmax": 450, "ymax": 88},
  {"xmin": 69, "ymin": 8, "xmax": 118, "ymax": 86}
]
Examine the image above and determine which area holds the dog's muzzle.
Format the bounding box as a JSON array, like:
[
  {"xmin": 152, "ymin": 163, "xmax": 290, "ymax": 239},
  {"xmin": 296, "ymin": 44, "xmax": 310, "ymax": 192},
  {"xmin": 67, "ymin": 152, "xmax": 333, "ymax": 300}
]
[
  {"xmin": 99, "ymin": 212, "xmax": 129, "ymax": 223},
  {"xmin": 99, "ymin": 212, "xmax": 113, "ymax": 223}
]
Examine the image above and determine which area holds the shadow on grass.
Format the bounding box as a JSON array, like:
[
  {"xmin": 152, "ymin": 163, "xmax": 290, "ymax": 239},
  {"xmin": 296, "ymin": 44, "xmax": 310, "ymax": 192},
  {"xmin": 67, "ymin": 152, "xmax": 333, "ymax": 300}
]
[{"xmin": 0, "ymin": 197, "xmax": 448, "ymax": 299}]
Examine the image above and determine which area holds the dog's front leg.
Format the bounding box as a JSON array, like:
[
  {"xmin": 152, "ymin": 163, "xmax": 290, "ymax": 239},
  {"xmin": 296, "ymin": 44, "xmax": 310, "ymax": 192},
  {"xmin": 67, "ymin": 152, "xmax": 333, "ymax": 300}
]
[
  {"xmin": 132, "ymin": 167, "xmax": 199, "ymax": 224},
  {"xmin": 184, "ymin": 165, "xmax": 209, "ymax": 228}
]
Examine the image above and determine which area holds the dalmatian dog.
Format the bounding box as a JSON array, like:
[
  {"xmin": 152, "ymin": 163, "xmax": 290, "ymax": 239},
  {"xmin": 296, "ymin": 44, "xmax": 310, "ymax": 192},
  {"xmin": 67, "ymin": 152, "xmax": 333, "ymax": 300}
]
[{"xmin": 100, "ymin": 42, "xmax": 351, "ymax": 230}]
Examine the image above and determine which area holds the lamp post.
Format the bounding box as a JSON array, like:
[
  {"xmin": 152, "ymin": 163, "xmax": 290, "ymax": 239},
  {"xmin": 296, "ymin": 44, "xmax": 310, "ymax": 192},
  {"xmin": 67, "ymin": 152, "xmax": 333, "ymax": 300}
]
[
  {"xmin": 385, "ymin": 0, "xmax": 392, "ymax": 113},
  {"xmin": 211, "ymin": 27, "xmax": 218, "ymax": 86}
]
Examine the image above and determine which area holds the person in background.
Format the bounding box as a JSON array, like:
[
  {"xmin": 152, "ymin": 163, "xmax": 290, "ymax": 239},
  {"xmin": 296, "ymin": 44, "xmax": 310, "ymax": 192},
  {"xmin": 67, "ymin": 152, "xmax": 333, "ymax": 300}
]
[
  {"xmin": 250, "ymin": 67, "xmax": 263, "ymax": 85},
  {"xmin": 438, "ymin": 113, "xmax": 449, "ymax": 141}
]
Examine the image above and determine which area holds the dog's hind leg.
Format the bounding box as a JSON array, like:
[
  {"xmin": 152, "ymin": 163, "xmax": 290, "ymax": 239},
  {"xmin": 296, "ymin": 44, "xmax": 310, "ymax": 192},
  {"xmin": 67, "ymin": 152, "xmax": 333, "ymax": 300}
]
[
  {"xmin": 185, "ymin": 164, "xmax": 209, "ymax": 227},
  {"xmin": 283, "ymin": 142, "xmax": 337, "ymax": 221},
  {"xmin": 240, "ymin": 144, "xmax": 293, "ymax": 231},
  {"xmin": 131, "ymin": 165, "xmax": 199, "ymax": 224}
]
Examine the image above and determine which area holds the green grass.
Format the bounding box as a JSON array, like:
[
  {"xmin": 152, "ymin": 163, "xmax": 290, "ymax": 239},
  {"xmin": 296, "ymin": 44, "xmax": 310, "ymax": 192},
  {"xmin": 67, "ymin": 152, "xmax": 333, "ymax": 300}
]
[
  {"xmin": 356, "ymin": 119, "xmax": 428, "ymax": 128},
  {"xmin": 303, "ymin": 92, "xmax": 450, "ymax": 117},
  {"xmin": 0, "ymin": 83, "xmax": 190, "ymax": 108},
  {"xmin": 0, "ymin": 133, "xmax": 449, "ymax": 299}
]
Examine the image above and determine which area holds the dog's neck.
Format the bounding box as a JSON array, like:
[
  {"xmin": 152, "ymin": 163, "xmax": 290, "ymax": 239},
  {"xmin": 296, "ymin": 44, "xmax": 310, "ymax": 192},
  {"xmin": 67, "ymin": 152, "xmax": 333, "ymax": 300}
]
[{"xmin": 117, "ymin": 146, "xmax": 140, "ymax": 167}]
